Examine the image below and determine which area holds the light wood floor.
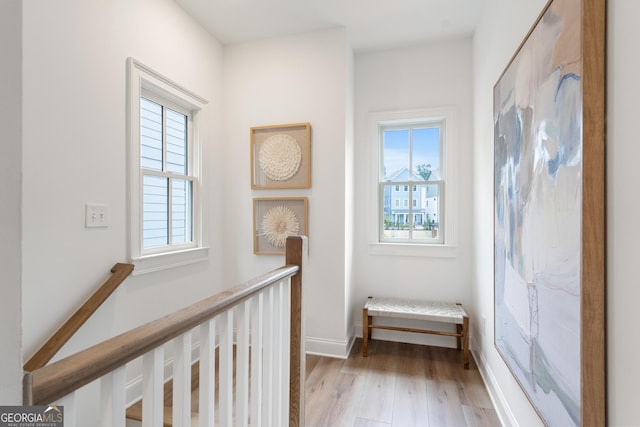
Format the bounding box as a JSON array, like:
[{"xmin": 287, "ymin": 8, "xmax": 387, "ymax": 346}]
[{"xmin": 305, "ymin": 339, "xmax": 500, "ymax": 427}]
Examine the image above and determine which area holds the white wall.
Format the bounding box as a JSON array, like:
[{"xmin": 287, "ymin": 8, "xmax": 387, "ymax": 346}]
[
  {"xmin": 344, "ymin": 44, "xmax": 357, "ymax": 353},
  {"xmin": 472, "ymin": 1, "xmax": 547, "ymax": 424},
  {"xmin": 0, "ymin": 0, "xmax": 23, "ymax": 405},
  {"xmin": 472, "ymin": 1, "xmax": 640, "ymax": 426},
  {"xmin": 353, "ymin": 39, "xmax": 474, "ymax": 346},
  {"xmin": 606, "ymin": 1, "xmax": 640, "ymax": 425},
  {"xmin": 221, "ymin": 28, "xmax": 355, "ymax": 357},
  {"xmin": 21, "ymin": 0, "xmax": 224, "ymax": 372}
]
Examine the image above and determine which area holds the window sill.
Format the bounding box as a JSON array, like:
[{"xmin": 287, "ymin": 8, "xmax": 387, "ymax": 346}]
[
  {"xmin": 131, "ymin": 246, "xmax": 209, "ymax": 275},
  {"xmin": 368, "ymin": 242, "xmax": 457, "ymax": 258}
]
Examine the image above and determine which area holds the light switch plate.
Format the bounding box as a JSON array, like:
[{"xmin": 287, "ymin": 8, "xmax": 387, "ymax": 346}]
[{"xmin": 85, "ymin": 204, "xmax": 108, "ymax": 228}]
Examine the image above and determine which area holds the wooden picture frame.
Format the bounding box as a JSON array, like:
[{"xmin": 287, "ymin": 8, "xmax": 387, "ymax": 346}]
[
  {"xmin": 493, "ymin": 0, "xmax": 605, "ymax": 425},
  {"xmin": 251, "ymin": 123, "xmax": 311, "ymax": 189},
  {"xmin": 253, "ymin": 197, "xmax": 308, "ymax": 255}
]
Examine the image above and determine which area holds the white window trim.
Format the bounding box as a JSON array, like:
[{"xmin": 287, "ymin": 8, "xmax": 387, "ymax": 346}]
[
  {"xmin": 367, "ymin": 107, "xmax": 458, "ymax": 257},
  {"xmin": 128, "ymin": 58, "xmax": 209, "ymax": 275}
]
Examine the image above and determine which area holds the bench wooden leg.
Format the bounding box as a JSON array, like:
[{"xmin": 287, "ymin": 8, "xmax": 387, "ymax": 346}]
[
  {"xmin": 455, "ymin": 302, "xmax": 463, "ymax": 351},
  {"xmin": 462, "ymin": 316, "xmax": 470, "ymax": 369},
  {"xmin": 363, "ymin": 307, "xmax": 370, "ymax": 357}
]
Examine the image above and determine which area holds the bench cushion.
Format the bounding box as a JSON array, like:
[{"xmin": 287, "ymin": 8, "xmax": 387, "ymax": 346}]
[{"xmin": 364, "ymin": 297, "xmax": 467, "ymax": 324}]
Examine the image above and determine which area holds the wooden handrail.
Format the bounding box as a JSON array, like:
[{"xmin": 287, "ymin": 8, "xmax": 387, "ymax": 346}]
[
  {"xmin": 23, "ymin": 262, "xmax": 301, "ymax": 406},
  {"xmin": 24, "ymin": 262, "xmax": 134, "ymax": 372}
]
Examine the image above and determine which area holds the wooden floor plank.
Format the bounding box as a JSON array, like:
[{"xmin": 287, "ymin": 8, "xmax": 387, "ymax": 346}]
[
  {"xmin": 355, "ymin": 368, "xmax": 396, "ymax": 423},
  {"xmin": 306, "ymin": 354, "xmax": 323, "ymax": 379},
  {"xmin": 427, "ymin": 345, "xmax": 468, "ymax": 380},
  {"xmin": 354, "ymin": 418, "xmax": 392, "ymax": 427},
  {"xmin": 462, "ymin": 404, "xmax": 502, "ymax": 427},
  {"xmin": 305, "ymin": 357, "xmax": 349, "ymax": 426},
  {"xmin": 458, "ymin": 374, "xmax": 496, "ymax": 409},
  {"xmin": 391, "ymin": 375, "xmax": 430, "ymax": 427},
  {"xmin": 310, "ymin": 372, "xmax": 367, "ymax": 427},
  {"xmin": 403, "ymin": 341, "xmax": 438, "ymax": 379},
  {"xmin": 426, "ymin": 378, "xmax": 468, "ymax": 427},
  {"xmin": 341, "ymin": 338, "xmax": 372, "ymax": 376}
]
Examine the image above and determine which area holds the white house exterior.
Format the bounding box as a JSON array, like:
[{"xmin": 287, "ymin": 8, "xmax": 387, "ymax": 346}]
[{"xmin": 383, "ymin": 167, "xmax": 440, "ymax": 228}]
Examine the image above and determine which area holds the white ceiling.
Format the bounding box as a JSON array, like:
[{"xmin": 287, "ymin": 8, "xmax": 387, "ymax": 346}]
[{"xmin": 173, "ymin": 0, "xmax": 486, "ymax": 51}]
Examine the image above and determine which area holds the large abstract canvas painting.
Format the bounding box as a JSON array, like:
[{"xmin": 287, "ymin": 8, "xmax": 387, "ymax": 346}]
[{"xmin": 493, "ymin": 0, "xmax": 605, "ymax": 425}]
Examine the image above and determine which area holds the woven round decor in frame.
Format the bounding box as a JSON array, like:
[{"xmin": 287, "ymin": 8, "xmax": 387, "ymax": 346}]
[
  {"xmin": 261, "ymin": 205, "xmax": 300, "ymax": 248},
  {"xmin": 258, "ymin": 133, "xmax": 302, "ymax": 181}
]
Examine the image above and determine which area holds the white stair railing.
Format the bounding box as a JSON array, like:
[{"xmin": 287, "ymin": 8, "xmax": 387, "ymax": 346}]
[{"xmin": 24, "ymin": 236, "xmax": 306, "ymax": 427}]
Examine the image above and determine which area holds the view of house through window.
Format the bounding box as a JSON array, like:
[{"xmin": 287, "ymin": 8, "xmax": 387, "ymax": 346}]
[
  {"xmin": 380, "ymin": 121, "xmax": 444, "ymax": 244},
  {"xmin": 140, "ymin": 96, "xmax": 194, "ymax": 250}
]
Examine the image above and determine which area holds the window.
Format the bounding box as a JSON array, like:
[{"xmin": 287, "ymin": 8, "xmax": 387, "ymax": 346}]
[
  {"xmin": 140, "ymin": 97, "xmax": 193, "ymax": 249},
  {"xmin": 128, "ymin": 58, "xmax": 209, "ymax": 274},
  {"xmin": 380, "ymin": 122, "xmax": 443, "ymax": 244},
  {"xmin": 368, "ymin": 108, "xmax": 457, "ymax": 257}
]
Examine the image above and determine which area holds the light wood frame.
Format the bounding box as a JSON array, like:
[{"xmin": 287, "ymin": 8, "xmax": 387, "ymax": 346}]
[
  {"xmin": 253, "ymin": 197, "xmax": 308, "ymax": 255},
  {"xmin": 251, "ymin": 123, "xmax": 311, "ymax": 189},
  {"xmin": 493, "ymin": 0, "xmax": 605, "ymax": 425}
]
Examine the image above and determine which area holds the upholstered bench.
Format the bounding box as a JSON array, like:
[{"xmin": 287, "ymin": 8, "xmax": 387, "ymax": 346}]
[{"xmin": 362, "ymin": 296, "xmax": 470, "ymax": 369}]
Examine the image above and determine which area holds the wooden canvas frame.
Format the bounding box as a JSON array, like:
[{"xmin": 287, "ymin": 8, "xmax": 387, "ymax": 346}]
[
  {"xmin": 253, "ymin": 197, "xmax": 308, "ymax": 255},
  {"xmin": 251, "ymin": 123, "xmax": 311, "ymax": 189},
  {"xmin": 493, "ymin": 0, "xmax": 605, "ymax": 426}
]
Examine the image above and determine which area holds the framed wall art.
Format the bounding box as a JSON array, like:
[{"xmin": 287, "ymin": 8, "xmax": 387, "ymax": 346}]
[
  {"xmin": 251, "ymin": 123, "xmax": 311, "ymax": 189},
  {"xmin": 493, "ymin": 0, "xmax": 605, "ymax": 426},
  {"xmin": 253, "ymin": 197, "xmax": 308, "ymax": 255}
]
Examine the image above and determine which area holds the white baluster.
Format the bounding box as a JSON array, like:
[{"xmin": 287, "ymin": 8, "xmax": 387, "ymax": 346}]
[
  {"xmin": 173, "ymin": 331, "xmax": 192, "ymax": 426},
  {"xmin": 250, "ymin": 292, "xmax": 264, "ymax": 427},
  {"xmin": 282, "ymin": 280, "xmax": 291, "ymax": 426},
  {"xmin": 262, "ymin": 286, "xmax": 274, "ymax": 427},
  {"xmin": 273, "ymin": 281, "xmax": 283, "ymax": 427},
  {"xmin": 57, "ymin": 392, "xmax": 76, "ymax": 427},
  {"xmin": 218, "ymin": 310, "xmax": 233, "ymax": 426},
  {"xmin": 199, "ymin": 318, "xmax": 216, "ymax": 427},
  {"xmin": 236, "ymin": 300, "xmax": 251, "ymax": 427},
  {"xmin": 142, "ymin": 346, "xmax": 164, "ymax": 427},
  {"xmin": 100, "ymin": 365, "xmax": 126, "ymax": 427}
]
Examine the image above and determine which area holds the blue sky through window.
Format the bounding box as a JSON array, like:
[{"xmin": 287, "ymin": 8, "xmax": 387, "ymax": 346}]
[{"xmin": 383, "ymin": 126, "xmax": 440, "ymax": 179}]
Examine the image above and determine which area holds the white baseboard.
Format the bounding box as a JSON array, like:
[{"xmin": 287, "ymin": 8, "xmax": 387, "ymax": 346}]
[
  {"xmin": 305, "ymin": 333, "xmax": 355, "ymax": 359},
  {"xmin": 471, "ymin": 337, "xmax": 518, "ymax": 427}
]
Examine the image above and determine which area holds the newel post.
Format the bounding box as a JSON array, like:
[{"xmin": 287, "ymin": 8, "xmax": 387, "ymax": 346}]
[{"xmin": 286, "ymin": 236, "xmax": 306, "ymax": 427}]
